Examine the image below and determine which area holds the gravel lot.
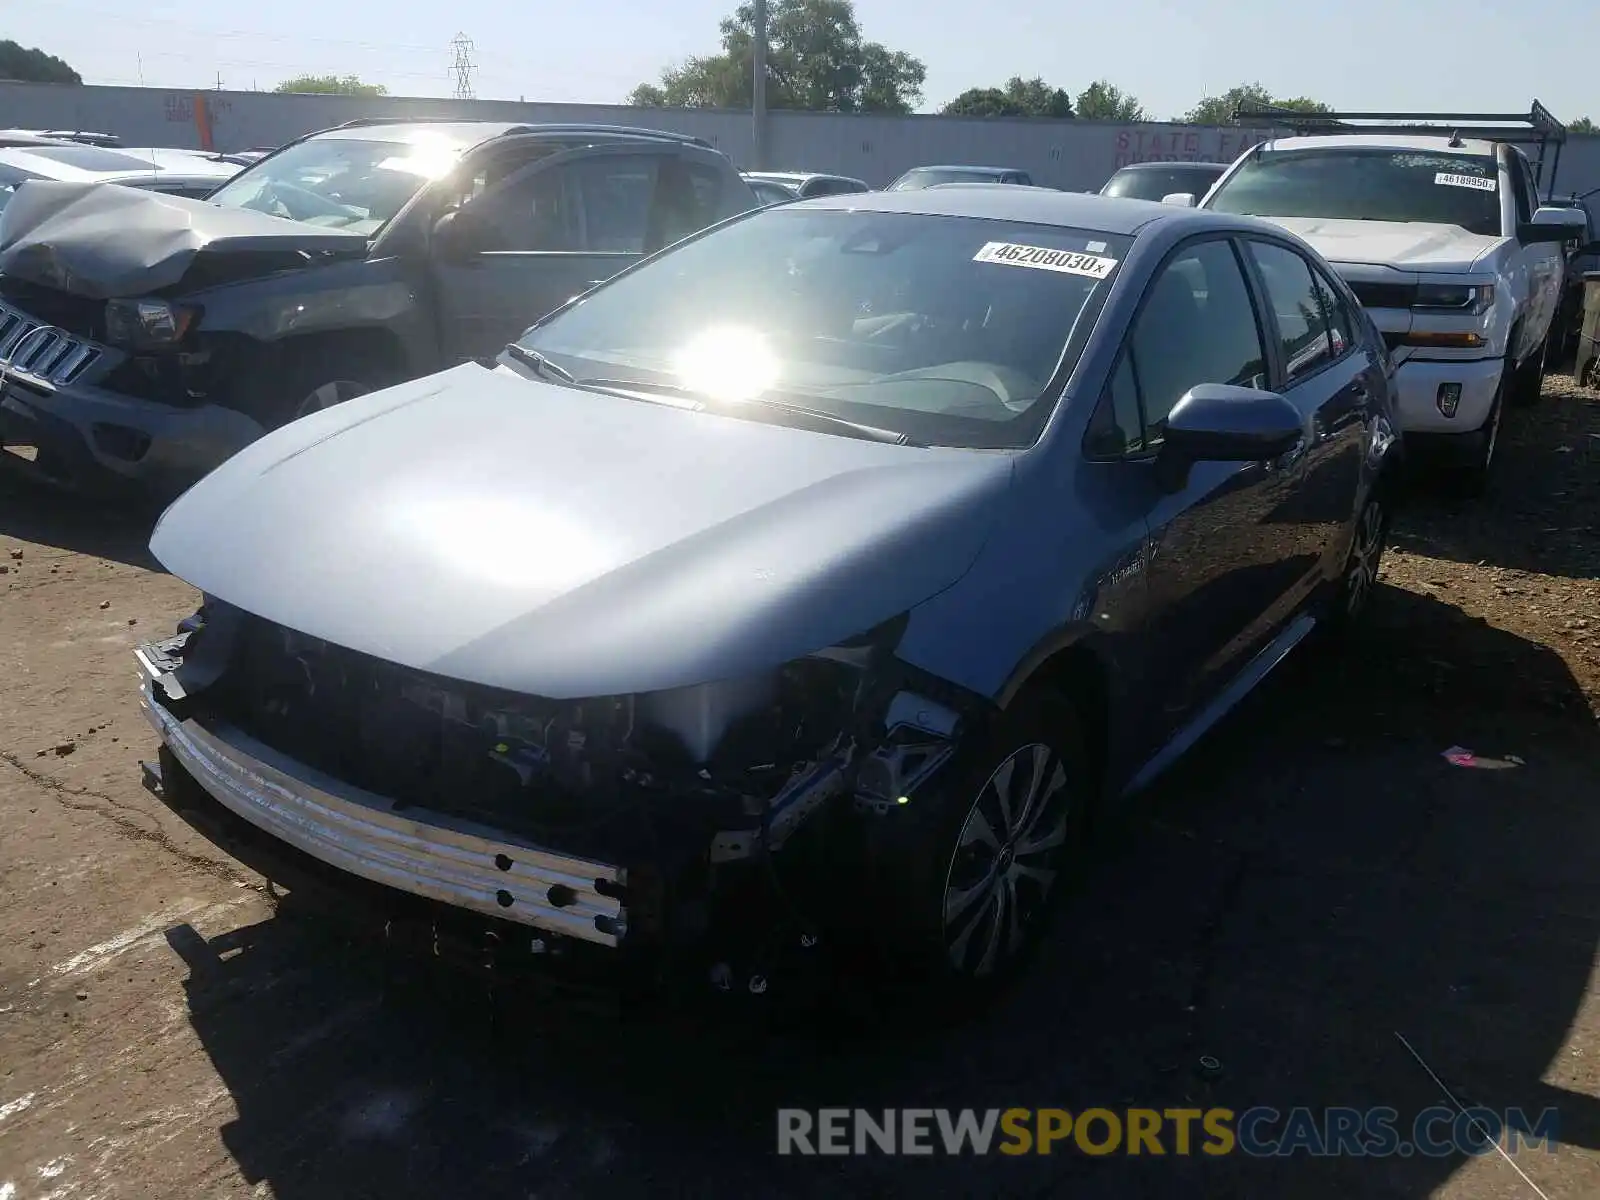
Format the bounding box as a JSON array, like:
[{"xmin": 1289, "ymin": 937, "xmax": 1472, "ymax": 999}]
[{"xmin": 2, "ymin": 373, "xmax": 1598, "ymax": 1199}]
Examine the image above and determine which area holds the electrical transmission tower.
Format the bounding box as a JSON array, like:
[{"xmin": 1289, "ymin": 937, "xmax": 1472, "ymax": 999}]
[{"xmin": 449, "ymin": 33, "xmax": 476, "ymax": 100}]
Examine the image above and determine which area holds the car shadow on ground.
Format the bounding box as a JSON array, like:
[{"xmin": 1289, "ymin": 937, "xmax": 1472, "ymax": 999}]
[
  {"xmin": 1390, "ymin": 379, "xmax": 1600, "ymax": 580},
  {"xmin": 158, "ymin": 581, "xmax": 1600, "ymax": 1198},
  {"xmin": 0, "ymin": 473, "xmax": 164, "ymax": 570}
]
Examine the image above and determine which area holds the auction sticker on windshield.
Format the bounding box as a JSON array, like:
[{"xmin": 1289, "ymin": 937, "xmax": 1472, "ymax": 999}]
[
  {"xmin": 973, "ymin": 242, "xmax": 1117, "ymax": 279},
  {"xmin": 1434, "ymin": 172, "xmax": 1496, "ymax": 192}
]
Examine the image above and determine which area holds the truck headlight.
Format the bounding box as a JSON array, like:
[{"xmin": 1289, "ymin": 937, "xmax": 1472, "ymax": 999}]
[
  {"xmin": 1413, "ymin": 284, "xmax": 1493, "ymax": 315},
  {"xmin": 104, "ymin": 298, "xmax": 201, "ymax": 350}
]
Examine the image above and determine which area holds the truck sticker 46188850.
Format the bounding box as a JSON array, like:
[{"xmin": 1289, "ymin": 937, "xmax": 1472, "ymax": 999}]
[
  {"xmin": 1434, "ymin": 172, "xmax": 1497, "ymax": 192},
  {"xmin": 972, "ymin": 242, "xmax": 1118, "ymax": 279}
]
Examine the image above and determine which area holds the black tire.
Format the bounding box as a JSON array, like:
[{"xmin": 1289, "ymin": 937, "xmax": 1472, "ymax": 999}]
[
  {"xmin": 1506, "ymin": 329, "xmax": 1549, "ymax": 409},
  {"xmin": 239, "ymin": 343, "xmax": 400, "ymax": 431},
  {"xmin": 1451, "ymin": 354, "xmax": 1510, "ymax": 498},
  {"xmin": 1324, "ymin": 487, "xmax": 1390, "ymax": 634},
  {"xmin": 865, "ymin": 689, "xmax": 1095, "ymax": 1004}
]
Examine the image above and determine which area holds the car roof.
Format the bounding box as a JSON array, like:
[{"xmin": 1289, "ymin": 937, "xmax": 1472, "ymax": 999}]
[
  {"xmin": 744, "ymin": 170, "xmax": 864, "ymax": 184},
  {"xmin": 1112, "ymin": 160, "xmax": 1228, "ymax": 171},
  {"xmin": 791, "ymin": 184, "xmax": 1275, "ymax": 237},
  {"xmin": 114, "ymin": 149, "xmax": 242, "ymax": 178},
  {"xmin": 304, "ymin": 120, "xmax": 713, "ymax": 155},
  {"xmin": 305, "ymin": 121, "xmax": 537, "ymax": 151},
  {"xmin": 1259, "ymin": 133, "xmax": 1502, "ymax": 158},
  {"xmin": 0, "ymin": 144, "xmax": 233, "ymax": 186},
  {"xmin": 900, "ymin": 164, "xmax": 1021, "ymax": 175}
]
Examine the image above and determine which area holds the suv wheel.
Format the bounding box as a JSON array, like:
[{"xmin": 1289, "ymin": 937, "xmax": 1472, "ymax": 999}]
[
  {"xmin": 293, "ymin": 378, "xmax": 374, "ymax": 421},
  {"xmin": 240, "ymin": 344, "xmax": 399, "ymax": 431},
  {"xmin": 869, "ymin": 690, "xmax": 1093, "ymax": 1001}
]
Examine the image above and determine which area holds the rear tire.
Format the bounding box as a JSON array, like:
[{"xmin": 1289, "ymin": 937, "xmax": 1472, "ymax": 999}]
[
  {"xmin": 1325, "ymin": 488, "xmax": 1390, "ymax": 635},
  {"xmin": 867, "ymin": 690, "xmax": 1094, "ymax": 1007}
]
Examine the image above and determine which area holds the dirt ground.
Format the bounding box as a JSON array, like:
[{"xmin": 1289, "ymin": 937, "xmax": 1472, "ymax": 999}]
[{"xmin": 1, "ymin": 371, "xmax": 1598, "ymax": 1199}]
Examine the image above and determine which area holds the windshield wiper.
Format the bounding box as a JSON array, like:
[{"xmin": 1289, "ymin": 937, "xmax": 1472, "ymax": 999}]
[
  {"xmin": 577, "ymin": 378, "xmax": 922, "ymax": 446},
  {"xmin": 503, "ymin": 342, "xmax": 576, "ymax": 384}
]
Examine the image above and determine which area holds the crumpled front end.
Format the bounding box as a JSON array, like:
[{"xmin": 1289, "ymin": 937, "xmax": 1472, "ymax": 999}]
[{"xmin": 137, "ymin": 598, "xmax": 982, "ymax": 991}]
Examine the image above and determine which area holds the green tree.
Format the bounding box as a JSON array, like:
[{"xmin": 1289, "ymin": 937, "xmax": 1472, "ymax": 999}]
[
  {"xmin": 0, "ymin": 40, "xmax": 80, "ymax": 84},
  {"xmin": 1074, "ymin": 79, "xmax": 1146, "ymax": 122},
  {"xmin": 941, "ymin": 76, "xmax": 1072, "ymax": 118},
  {"xmin": 273, "ymin": 74, "xmax": 388, "ymax": 97},
  {"xmin": 1571, "ymin": 116, "xmax": 1597, "ymax": 134},
  {"xmin": 1184, "ymin": 82, "xmax": 1331, "ymax": 125},
  {"xmin": 626, "ymin": 0, "xmax": 925, "ymax": 113}
]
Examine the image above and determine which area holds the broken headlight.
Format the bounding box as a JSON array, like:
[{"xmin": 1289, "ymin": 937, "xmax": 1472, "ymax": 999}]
[
  {"xmin": 104, "ymin": 298, "xmax": 201, "ymax": 350},
  {"xmin": 631, "ymin": 613, "xmax": 909, "ymax": 775}
]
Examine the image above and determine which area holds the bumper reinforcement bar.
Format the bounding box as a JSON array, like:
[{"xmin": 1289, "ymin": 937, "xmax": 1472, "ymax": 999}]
[{"xmin": 139, "ymin": 672, "xmax": 628, "ymax": 948}]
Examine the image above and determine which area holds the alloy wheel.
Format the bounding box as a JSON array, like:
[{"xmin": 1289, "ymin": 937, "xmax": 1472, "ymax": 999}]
[
  {"xmin": 1344, "ymin": 498, "xmax": 1386, "ymax": 617},
  {"xmin": 942, "ymin": 742, "xmax": 1074, "ymax": 978},
  {"xmin": 294, "ymin": 379, "xmax": 371, "ymax": 421}
]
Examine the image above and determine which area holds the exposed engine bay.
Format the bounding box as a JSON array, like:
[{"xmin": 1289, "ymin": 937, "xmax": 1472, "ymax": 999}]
[{"xmin": 139, "ymin": 598, "xmax": 979, "ymax": 992}]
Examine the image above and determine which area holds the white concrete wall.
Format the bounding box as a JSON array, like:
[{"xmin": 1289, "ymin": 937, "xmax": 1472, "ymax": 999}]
[{"xmin": 4, "ymin": 81, "xmax": 1598, "ymax": 197}]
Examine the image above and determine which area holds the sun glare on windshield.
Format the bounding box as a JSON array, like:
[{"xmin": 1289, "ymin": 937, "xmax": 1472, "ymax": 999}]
[
  {"xmin": 375, "ymin": 133, "xmax": 461, "ymax": 180},
  {"xmin": 671, "ymin": 324, "xmax": 781, "ymax": 402}
]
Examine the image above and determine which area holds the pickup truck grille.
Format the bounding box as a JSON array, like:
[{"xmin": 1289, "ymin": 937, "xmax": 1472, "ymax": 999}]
[
  {"xmin": 1346, "ymin": 281, "xmax": 1418, "ymax": 310},
  {"xmin": 0, "ymin": 301, "xmax": 104, "ymax": 389}
]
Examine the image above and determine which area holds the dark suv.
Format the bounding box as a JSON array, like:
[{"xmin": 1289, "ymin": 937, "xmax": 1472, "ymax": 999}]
[{"xmin": 0, "ymin": 119, "xmax": 757, "ymax": 496}]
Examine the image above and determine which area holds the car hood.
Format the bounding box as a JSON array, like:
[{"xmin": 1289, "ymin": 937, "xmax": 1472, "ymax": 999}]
[
  {"xmin": 0, "ymin": 180, "xmax": 368, "ymax": 298},
  {"xmin": 1261, "ymin": 216, "xmax": 1502, "ymax": 272},
  {"xmin": 150, "ymin": 363, "xmax": 1014, "ymax": 699}
]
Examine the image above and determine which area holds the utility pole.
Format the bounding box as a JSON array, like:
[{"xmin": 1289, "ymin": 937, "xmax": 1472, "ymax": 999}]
[{"xmin": 751, "ymin": 0, "xmax": 768, "ymax": 170}]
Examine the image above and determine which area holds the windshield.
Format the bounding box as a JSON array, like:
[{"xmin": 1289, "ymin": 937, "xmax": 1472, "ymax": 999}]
[
  {"xmin": 0, "ymin": 163, "xmax": 42, "ymax": 214},
  {"xmin": 1103, "ymin": 165, "xmax": 1223, "ymax": 202},
  {"xmin": 207, "ymin": 134, "xmax": 463, "ymax": 234},
  {"xmin": 1207, "ymin": 148, "xmax": 1503, "ymax": 237},
  {"xmin": 890, "ymin": 168, "xmax": 1002, "ymax": 191},
  {"xmin": 516, "ymin": 207, "xmax": 1127, "ymax": 449}
]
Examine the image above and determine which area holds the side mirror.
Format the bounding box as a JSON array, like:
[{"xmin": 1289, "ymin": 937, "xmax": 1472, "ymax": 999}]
[
  {"xmin": 431, "ymin": 208, "xmax": 486, "ymax": 261},
  {"xmin": 1161, "ymin": 192, "xmax": 1197, "ymax": 208},
  {"xmin": 1520, "ymin": 206, "xmax": 1588, "ymax": 245},
  {"xmin": 1156, "ymin": 384, "xmax": 1304, "ymax": 490}
]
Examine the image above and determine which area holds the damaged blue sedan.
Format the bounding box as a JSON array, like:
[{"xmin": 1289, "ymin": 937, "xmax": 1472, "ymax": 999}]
[{"xmin": 137, "ymin": 187, "xmax": 1402, "ymax": 1001}]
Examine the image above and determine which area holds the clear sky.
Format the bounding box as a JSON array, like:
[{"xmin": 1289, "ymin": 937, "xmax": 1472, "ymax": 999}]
[{"xmin": 9, "ymin": 0, "xmax": 1598, "ymax": 124}]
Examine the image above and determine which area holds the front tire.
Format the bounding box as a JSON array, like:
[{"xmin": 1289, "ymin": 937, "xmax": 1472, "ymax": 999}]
[
  {"xmin": 868, "ymin": 691, "xmax": 1094, "ymax": 1002},
  {"xmin": 1452, "ymin": 358, "xmax": 1508, "ymax": 498},
  {"xmin": 237, "ymin": 343, "xmax": 400, "ymax": 432},
  {"xmin": 1506, "ymin": 329, "xmax": 1550, "ymax": 409}
]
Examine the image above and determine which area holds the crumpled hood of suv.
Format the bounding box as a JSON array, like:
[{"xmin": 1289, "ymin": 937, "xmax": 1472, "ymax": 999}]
[
  {"xmin": 1264, "ymin": 216, "xmax": 1502, "ymax": 272},
  {"xmin": 0, "ymin": 180, "xmax": 368, "ymax": 298},
  {"xmin": 150, "ymin": 363, "xmax": 1014, "ymax": 699}
]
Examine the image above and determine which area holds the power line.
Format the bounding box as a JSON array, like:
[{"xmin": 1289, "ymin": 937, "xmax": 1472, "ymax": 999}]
[{"xmin": 449, "ymin": 33, "xmax": 476, "ymax": 100}]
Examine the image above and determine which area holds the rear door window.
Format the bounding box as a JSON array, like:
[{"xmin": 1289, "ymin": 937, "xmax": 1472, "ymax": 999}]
[
  {"xmin": 1244, "ymin": 240, "xmax": 1337, "ymax": 383},
  {"xmin": 570, "ymin": 155, "xmax": 659, "ymax": 252}
]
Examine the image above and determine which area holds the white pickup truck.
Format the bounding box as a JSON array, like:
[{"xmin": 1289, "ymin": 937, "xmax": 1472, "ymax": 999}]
[{"xmin": 1184, "ymin": 131, "xmax": 1585, "ymax": 492}]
